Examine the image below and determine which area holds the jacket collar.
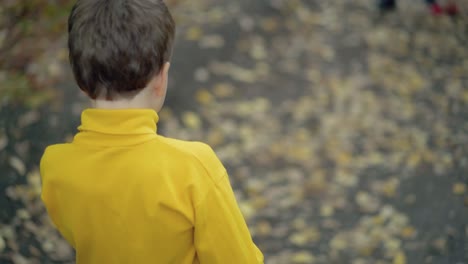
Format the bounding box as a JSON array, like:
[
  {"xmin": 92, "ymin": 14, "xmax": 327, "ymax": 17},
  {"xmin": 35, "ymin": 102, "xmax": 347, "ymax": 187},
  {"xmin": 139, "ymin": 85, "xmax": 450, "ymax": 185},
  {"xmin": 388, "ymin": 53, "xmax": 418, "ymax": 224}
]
[{"xmin": 73, "ymin": 108, "xmax": 159, "ymax": 146}]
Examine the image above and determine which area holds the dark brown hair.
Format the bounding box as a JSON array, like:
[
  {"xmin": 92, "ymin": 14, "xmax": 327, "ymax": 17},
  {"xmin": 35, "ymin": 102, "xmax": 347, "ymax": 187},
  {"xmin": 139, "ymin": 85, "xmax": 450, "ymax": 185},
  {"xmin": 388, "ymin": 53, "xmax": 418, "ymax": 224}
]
[{"xmin": 68, "ymin": 0, "xmax": 175, "ymax": 100}]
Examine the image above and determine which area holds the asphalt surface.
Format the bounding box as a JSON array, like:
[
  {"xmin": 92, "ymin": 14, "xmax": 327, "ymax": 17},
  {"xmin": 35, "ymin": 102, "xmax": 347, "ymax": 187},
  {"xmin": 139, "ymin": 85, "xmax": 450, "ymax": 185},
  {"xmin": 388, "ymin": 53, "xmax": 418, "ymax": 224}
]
[{"xmin": 0, "ymin": 0, "xmax": 467, "ymax": 263}]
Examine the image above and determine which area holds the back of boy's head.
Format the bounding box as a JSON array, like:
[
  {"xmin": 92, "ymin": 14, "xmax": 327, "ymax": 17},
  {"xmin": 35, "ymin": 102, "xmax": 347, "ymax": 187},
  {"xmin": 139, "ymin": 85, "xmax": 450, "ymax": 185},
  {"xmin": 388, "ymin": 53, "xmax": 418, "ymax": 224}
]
[{"xmin": 68, "ymin": 0, "xmax": 175, "ymax": 100}]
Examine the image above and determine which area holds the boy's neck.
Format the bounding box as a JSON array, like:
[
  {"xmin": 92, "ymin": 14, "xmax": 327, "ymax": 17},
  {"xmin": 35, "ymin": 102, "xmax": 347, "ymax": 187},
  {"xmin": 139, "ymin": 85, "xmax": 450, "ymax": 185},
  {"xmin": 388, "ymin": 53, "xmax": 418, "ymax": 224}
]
[
  {"xmin": 92, "ymin": 85, "xmax": 161, "ymax": 111},
  {"xmin": 93, "ymin": 99, "xmax": 149, "ymax": 110}
]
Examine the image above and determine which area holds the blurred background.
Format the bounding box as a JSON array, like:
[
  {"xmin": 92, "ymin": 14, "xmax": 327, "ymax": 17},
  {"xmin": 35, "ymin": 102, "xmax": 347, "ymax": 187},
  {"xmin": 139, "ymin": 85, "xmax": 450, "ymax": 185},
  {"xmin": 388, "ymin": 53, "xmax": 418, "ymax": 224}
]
[{"xmin": 1, "ymin": 0, "xmax": 467, "ymax": 263}]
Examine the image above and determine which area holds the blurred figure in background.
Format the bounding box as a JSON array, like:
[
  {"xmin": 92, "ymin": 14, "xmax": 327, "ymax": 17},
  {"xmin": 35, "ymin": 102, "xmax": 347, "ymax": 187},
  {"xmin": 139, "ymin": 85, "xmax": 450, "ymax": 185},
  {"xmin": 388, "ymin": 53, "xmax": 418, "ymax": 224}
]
[{"xmin": 378, "ymin": 0, "xmax": 459, "ymax": 15}]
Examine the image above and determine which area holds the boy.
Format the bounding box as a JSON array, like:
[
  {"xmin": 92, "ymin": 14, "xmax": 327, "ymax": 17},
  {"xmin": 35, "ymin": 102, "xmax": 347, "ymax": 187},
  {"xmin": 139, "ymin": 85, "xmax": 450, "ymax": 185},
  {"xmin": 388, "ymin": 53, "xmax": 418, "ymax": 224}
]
[{"xmin": 40, "ymin": 0, "xmax": 264, "ymax": 263}]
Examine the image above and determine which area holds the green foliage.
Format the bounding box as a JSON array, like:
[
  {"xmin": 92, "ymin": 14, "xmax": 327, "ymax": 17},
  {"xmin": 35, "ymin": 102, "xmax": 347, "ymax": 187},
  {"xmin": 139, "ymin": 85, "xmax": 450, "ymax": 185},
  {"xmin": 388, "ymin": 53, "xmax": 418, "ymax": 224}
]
[
  {"xmin": 1, "ymin": 73, "xmax": 53, "ymax": 108},
  {"xmin": 0, "ymin": 0, "xmax": 74, "ymax": 107}
]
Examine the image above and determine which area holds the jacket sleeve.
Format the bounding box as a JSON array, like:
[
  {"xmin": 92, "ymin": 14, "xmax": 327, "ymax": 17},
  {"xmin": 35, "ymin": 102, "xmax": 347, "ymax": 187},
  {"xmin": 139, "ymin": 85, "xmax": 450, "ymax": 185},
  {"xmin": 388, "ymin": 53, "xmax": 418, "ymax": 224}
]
[
  {"xmin": 40, "ymin": 148, "xmax": 76, "ymax": 248},
  {"xmin": 194, "ymin": 172, "xmax": 264, "ymax": 264}
]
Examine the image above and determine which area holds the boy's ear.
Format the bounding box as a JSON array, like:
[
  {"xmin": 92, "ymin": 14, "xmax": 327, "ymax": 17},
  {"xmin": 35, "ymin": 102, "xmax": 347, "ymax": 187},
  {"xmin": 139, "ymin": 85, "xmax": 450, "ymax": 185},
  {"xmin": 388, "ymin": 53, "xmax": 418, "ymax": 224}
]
[
  {"xmin": 154, "ymin": 62, "xmax": 170, "ymax": 97},
  {"xmin": 162, "ymin": 62, "xmax": 170, "ymax": 83},
  {"xmin": 164, "ymin": 62, "xmax": 171, "ymax": 74}
]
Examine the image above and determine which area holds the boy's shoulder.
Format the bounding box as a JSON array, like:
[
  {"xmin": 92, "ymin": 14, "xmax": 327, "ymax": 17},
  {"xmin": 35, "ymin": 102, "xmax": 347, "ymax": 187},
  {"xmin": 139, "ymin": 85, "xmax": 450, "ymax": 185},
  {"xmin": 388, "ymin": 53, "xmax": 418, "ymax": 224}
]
[
  {"xmin": 41, "ymin": 143, "xmax": 68, "ymax": 159},
  {"xmin": 40, "ymin": 143, "xmax": 74, "ymax": 161},
  {"xmin": 156, "ymin": 136, "xmax": 226, "ymax": 181},
  {"xmin": 40, "ymin": 137, "xmax": 227, "ymax": 182},
  {"xmin": 39, "ymin": 143, "xmax": 72, "ymax": 176}
]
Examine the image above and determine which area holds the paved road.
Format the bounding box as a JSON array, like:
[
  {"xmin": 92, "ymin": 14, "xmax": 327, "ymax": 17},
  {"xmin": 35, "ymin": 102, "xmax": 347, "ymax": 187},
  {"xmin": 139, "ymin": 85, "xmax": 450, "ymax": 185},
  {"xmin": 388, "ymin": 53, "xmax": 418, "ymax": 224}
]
[{"xmin": 0, "ymin": 0, "xmax": 467, "ymax": 263}]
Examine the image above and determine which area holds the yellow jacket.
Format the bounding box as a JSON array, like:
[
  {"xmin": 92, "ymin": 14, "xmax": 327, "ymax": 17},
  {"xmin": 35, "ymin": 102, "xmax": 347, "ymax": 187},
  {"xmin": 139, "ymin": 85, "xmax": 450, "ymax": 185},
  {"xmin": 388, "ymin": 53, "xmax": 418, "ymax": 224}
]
[{"xmin": 40, "ymin": 108, "xmax": 263, "ymax": 264}]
